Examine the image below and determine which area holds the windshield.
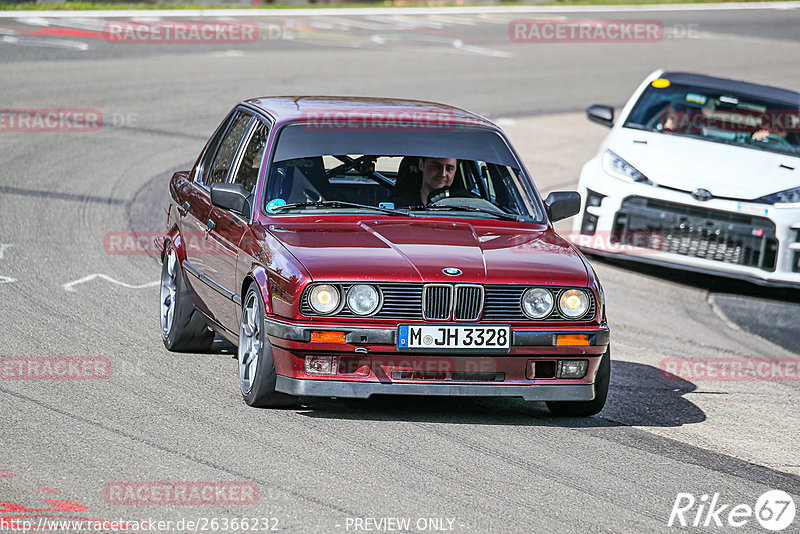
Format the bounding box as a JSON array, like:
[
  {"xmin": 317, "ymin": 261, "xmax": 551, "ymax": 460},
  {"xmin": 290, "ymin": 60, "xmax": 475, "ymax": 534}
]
[
  {"xmin": 624, "ymin": 82, "xmax": 800, "ymax": 155},
  {"xmin": 263, "ymin": 123, "xmax": 545, "ymax": 222}
]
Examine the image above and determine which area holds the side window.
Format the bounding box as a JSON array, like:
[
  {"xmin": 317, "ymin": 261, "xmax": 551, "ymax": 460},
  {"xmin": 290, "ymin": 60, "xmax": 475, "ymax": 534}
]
[
  {"xmin": 205, "ymin": 112, "xmax": 251, "ymax": 186},
  {"xmin": 231, "ymin": 121, "xmax": 269, "ymax": 194}
]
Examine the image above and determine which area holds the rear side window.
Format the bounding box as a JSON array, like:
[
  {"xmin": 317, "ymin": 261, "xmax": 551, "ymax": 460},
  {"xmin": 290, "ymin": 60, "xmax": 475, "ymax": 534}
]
[
  {"xmin": 205, "ymin": 112, "xmax": 251, "ymax": 186},
  {"xmin": 231, "ymin": 121, "xmax": 269, "ymax": 194}
]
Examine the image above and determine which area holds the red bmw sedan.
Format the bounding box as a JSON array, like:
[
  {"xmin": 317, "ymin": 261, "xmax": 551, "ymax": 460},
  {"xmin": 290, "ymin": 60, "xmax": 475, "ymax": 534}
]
[{"xmin": 157, "ymin": 97, "xmax": 611, "ymax": 416}]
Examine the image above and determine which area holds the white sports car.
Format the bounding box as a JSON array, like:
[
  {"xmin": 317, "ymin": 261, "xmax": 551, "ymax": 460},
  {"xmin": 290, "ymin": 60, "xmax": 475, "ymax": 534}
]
[{"xmin": 571, "ymin": 69, "xmax": 800, "ymax": 288}]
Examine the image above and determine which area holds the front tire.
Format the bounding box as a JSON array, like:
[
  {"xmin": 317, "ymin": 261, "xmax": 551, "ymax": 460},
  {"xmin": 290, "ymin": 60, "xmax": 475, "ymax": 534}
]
[
  {"xmin": 238, "ymin": 283, "xmax": 297, "ymax": 408},
  {"xmin": 546, "ymin": 346, "xmax": 611, "ymax": 417},
  {"xmin": 160, "ymin": 246, "xmax": 214, "ymax": 352}
]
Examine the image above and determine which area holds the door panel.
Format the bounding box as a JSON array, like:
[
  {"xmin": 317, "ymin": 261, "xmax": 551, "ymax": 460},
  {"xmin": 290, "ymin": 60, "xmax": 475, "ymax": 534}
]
[
  {"xmin": 204, "ymin": 210, "xmax": 247, "ymax": 331},
  {"xmin": 211, "ymin": 120, "xmax": 270, "ymax": 331},
  {"xmin": 184, "ymin": 111, "xmax": 252, "ymax": 331},
  {"xmin": 178, "ymin": 178, "xmax": 215, "ymax": 320}
]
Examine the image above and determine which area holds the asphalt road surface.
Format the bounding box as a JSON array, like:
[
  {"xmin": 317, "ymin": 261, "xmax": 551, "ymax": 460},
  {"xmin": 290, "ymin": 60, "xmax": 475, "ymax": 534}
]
[{"xmin": 1, "ymin": 4, "xmax": 800, "ymax": 533}]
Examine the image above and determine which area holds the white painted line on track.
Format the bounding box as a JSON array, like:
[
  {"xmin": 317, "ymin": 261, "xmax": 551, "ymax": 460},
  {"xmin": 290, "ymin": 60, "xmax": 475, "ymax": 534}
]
[
  {"xmin": 16, "ymin": 16, "xmax": 108, "ymax": 31},
  {"xmin": 0, "ymin": 244, "xmax": 16, "ymax": 283},
  {"xmin": 311, "ymin": 16, "xmax": 401, "ymax": 30},
  {"xmin": 707, "ymin": 293, "xmax": 742, "ymax": 332},
  {"xmin": 63, "ymin": 273, "xmax": 159, "ymax": 292},
  {"xmin": 1, "ymin": 35, "xmax": 89, "ymax": 50},
  {"xmin": 365, "ymin": 14, "xmax": 441, "ymax": 29},
  {"xmin": 454, "ymin": 41, "xmax": 513, "ymax": 58},
  {"xmin": 1, "ymin": 2, "xmax": 799, "ymax": 18}
]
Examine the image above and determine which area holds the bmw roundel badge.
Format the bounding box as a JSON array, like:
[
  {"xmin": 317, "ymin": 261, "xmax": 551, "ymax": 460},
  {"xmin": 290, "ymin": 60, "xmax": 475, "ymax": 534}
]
[{"xmin": 442, "ymin": 267, "xmax": 462, "ymax": 276}]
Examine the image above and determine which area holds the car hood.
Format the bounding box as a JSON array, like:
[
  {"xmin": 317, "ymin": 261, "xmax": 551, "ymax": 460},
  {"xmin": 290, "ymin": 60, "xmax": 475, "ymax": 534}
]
[
  {"xmin": 266, "ymin": 219, "xmax": 588, "ymax": 286},
  {"xmin": 606, "ymin": 128, "xmax": 800, "ymax": 200}
]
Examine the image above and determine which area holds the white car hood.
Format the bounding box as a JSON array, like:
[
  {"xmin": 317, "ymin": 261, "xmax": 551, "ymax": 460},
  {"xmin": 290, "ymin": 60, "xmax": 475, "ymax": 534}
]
[{"xmin": 606, "ymin": 128, "xmax": 800, "ymax": 200}]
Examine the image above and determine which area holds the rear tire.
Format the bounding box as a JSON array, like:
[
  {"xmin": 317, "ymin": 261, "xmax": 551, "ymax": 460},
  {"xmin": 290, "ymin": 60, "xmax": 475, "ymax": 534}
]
[
  {"xmin": 160, "ymin": 246, "xmax": 214, "ymax": 352},
  {"xmin": 238, "ymin": 283, "xmax": 297, "ymax": 408},
  {"xmin": 546, "ymin": 346, "xmax": 611, "ymax": 417}
]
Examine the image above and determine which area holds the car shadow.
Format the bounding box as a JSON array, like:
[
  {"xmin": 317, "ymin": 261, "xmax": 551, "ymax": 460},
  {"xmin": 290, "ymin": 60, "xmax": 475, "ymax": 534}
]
[
  {"xmin": 293, "ymin": 360, "xmax": 705, "ymax": 428},
  {"xmin": 602, "ymin": 360, "xmax": 706, "ymax": 427}
]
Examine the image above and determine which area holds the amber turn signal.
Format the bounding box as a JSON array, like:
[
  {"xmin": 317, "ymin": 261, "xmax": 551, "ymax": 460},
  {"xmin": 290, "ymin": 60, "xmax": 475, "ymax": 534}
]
[
  {"xmin": 555, "ymin": 334, "xmax": 590, "ymax": 346},
  {"xmin": 310, "ymin": 331, "xmax": 347, "ymax": 343}
]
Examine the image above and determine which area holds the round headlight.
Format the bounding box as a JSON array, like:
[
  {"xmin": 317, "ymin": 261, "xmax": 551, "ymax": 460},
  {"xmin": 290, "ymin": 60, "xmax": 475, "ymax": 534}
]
[
  {"xmin": 558, "ymin": 289, "xmax": 590, "ymax": 319},
  {"xmin": 309, "ymin": 284, "xmax": 340, "ymax": 314},
  {"xmin": 347, "ymin": 285, "xmax": 380, "ymax": 316},
  {"xmin": 521, "ymin": 288, "xmax": 554, "ymax": 319}
]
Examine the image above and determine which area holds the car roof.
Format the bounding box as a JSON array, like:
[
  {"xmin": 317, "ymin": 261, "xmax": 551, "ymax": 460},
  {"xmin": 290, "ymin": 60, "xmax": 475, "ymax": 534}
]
[
  {"xmin": 661, "ymin": 72, "xmax": 800, "ymax": 105},
  {"xmin": 242, "ymin": 96, "xmax": 498, "ymax": 128}
]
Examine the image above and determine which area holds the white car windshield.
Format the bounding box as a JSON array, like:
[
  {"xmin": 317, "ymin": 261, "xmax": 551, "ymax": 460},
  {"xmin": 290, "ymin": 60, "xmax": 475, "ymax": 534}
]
[{"xmin": 624, "ymin": 82, "xmax": 800, "ymax": 155}]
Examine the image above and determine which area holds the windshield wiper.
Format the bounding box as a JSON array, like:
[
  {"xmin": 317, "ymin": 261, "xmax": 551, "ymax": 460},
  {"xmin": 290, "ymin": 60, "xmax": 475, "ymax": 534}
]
[
  {"xmin": 416, "ymin": 205, "xmax": 523, "ymax": 222},
  {"xmin": 272, "ymin": 201, "xmax": 412, "ymax": 217}
]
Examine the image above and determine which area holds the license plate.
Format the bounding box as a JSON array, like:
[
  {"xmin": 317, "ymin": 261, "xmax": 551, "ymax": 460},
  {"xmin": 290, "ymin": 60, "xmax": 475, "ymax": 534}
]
[{"xmin": 397, "ymin": 325, "xmax": 511, "ymax": 352}]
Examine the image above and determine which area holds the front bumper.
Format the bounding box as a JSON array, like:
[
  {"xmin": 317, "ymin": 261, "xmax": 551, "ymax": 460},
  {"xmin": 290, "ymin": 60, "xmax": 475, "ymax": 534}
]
[
  {"xmin": 264, "ymin": 317, "xmax": 609, "ymax": 400},
  {"xmin": 571, "ymin": 157, "xmax": 800, "ymax": 288},
  {"xmin": 276, "ymin": 376, "xmax": 595, "ymax": 401}
]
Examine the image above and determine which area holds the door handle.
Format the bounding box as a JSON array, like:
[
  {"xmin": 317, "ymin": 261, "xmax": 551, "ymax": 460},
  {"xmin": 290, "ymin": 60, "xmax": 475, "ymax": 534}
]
[
  {"xmin": 204, "ymin": 219, "xmax": 215, "ymax": 237},
  {"xmin": 178, "ymin": 201, "xmax": 190, "ymax": 217}
]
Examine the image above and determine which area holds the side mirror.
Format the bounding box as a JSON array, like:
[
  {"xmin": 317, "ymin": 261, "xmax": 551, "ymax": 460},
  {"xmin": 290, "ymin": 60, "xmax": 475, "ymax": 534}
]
[
  {"xmin": 586, "ymin": 104, "xmax": 614, "ymax": 128},
  {"xmin": 544, "ymin": 191, "xmax": 581, "ymax": 222},
  {"xmin": 211, "ymin": 183, "xmax": 250, "ymax": 218}
]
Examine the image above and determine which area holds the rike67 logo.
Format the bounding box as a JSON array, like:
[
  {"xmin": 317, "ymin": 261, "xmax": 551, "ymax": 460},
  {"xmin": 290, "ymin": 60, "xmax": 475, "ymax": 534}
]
[{"xmin": 668, "ymin": 490, "xmax": 796, "ymax": 531}]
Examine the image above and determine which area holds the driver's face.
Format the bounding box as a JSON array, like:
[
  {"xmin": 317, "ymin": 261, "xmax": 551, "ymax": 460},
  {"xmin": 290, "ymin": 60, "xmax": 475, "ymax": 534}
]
[{"xmin": 419, "ymin": 158, "xmax": 457, "ymax": 191}]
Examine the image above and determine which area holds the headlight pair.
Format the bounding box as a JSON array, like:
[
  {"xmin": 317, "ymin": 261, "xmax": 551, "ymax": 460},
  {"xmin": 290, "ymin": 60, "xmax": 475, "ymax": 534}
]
[
  {"xmin": 308, "ymin": 284, "xmax": 380, "ymax": 316},
  {"xmin": 521, "ymin": 288, "xmax": 590, "ymax": 319}
]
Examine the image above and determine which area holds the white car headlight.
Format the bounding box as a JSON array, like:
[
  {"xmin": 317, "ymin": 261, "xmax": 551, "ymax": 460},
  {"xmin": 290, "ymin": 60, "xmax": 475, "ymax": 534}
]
[
  {"xmin": 309, "ymin": 284, "xmax": 340, "ymax": 314},
  {"xmin": 558, "ymin": 289, "xmax": 590, "ymax": 319},
  {"xmin": 521, "ymin": 288, "xmax": 554, "ymax": 319},
  {"xmin": 602, "ymin": 150, "xmax": 653, "ymax": 185},
  {"xmin": 347, "ymin": 285, "xmax": 380, "ymax": 315},
  {"xmin": 757, "ymin": 186, "xmax": 800, "ymax": 206}
]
